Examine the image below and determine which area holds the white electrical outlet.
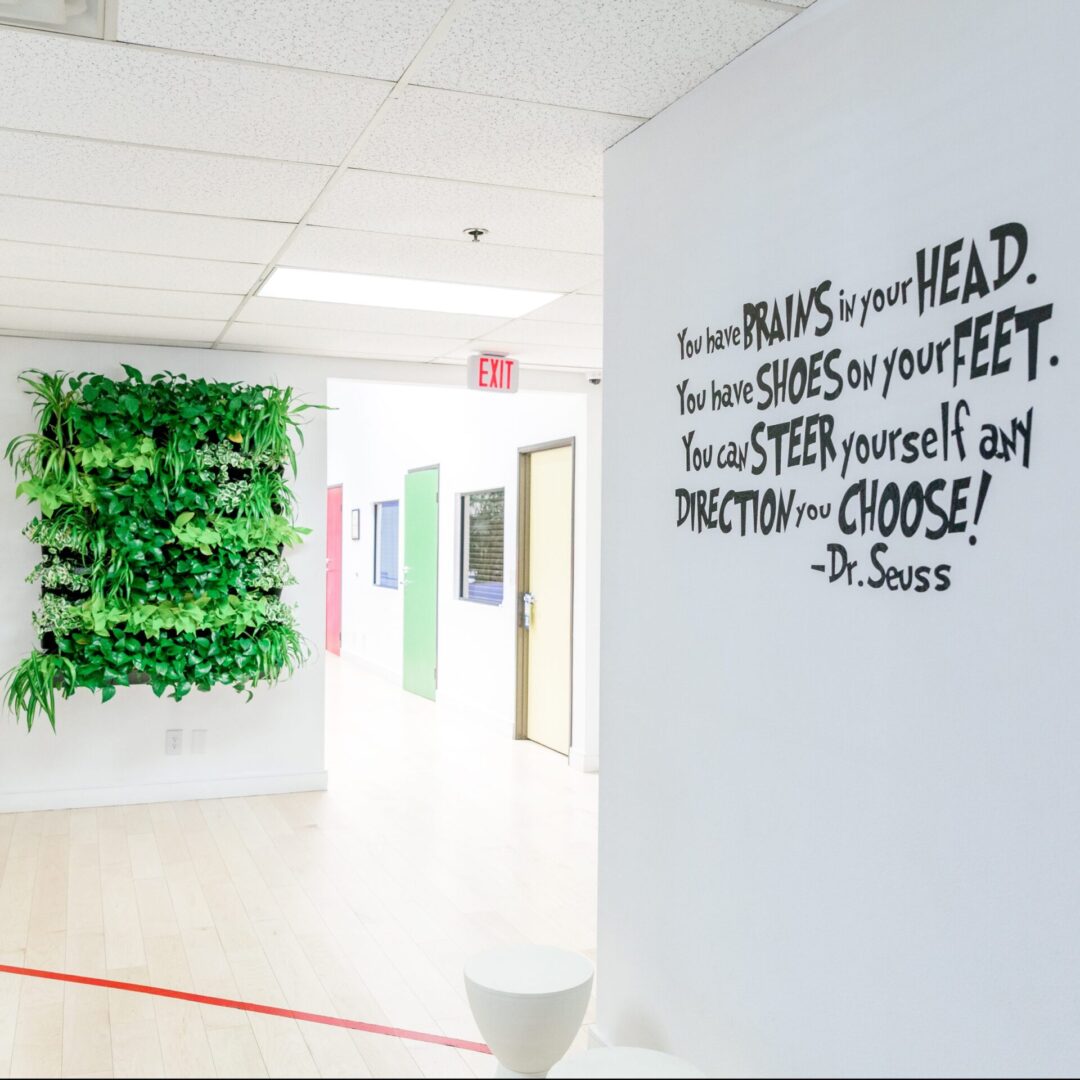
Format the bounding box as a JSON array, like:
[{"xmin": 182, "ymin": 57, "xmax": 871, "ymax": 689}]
[
  {"xmin": 165, "ymin": 729, "xmax": 183, "ymax": 755},
  {"xmin": 191, "ymin": 729, "xmax": 207, "ymax": 754}
]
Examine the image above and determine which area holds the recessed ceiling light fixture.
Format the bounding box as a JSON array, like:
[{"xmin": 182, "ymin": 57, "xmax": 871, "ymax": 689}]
[
  {"xmin": 259, "ymin": 267, "xmax": 561, "ymax": 319},
  {"xmin": 0, "ymin": 0, "xmax": 105, "ymax": 37}
]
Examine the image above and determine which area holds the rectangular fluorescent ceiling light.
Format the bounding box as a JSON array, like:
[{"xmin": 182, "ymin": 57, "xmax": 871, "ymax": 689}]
[{"xmin": 259, "ymin": 267, "xmax": 561, "ymax": 319}]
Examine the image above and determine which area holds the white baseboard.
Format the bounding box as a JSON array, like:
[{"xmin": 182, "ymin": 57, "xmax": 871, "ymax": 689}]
[
  {"xmin": 570, "ymin": 748, "xmax": 600, "ymax": 773},
  {"xmin": 0, "ymin": 770, "xmax": 329, "ymax": 812}
]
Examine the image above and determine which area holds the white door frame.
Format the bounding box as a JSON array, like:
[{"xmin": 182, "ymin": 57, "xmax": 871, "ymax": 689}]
[{"xmin": 515, "ymin": 437, "xmax": 576, "ymax": 751}]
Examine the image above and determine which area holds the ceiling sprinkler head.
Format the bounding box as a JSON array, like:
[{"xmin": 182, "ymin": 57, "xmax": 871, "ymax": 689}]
[{"xmin": 464, "ymin": 227, "xmax": 489, "ymax": 243}]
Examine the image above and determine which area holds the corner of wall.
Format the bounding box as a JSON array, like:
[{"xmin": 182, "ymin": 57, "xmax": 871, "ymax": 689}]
[{"xmin": 570, "ymin": 748, "xmax": 600, "ymax": 773}]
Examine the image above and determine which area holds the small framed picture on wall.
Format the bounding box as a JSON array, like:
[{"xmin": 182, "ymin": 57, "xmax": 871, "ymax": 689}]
[{"xmin": 351, "ymin": 508, "xmax": 361, "ymax": 540}]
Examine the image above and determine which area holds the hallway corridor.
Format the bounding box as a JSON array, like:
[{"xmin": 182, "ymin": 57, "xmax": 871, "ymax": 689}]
[{"xmin": 0, "ymin": 657, "xmax": 598, "ymax": 1077}]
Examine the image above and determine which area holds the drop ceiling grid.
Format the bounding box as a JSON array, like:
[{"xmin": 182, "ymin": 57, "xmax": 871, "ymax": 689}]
[
  {"xmin": 221, "ymin": 323, "xmax": 466, "ymax": 359},
  {"xmin": 0, "ymin": 129, "xmax": 335, "ymax": 221},
  {"xmin": 424, "ymin": 284, "xmax": 605, "ymax": 369},
  {"xmin": 113, "ymin": 0, "xmax": 810, "ymax": 89},
  {"xmin": 477, "ymin": 319, "xmax": 602, "ymax": 350},
  {"xmin": 0, "ymin": 195, "xmax": 295, "ymax": 263},
  {"xmin": 438, "ymin": 338, "xmax": 602, "ymax": 369},
  {"xmin": 0, "ymin": 228, "xmax": 282, "ymax": 272},
  {"xmin": 0, "ymin": 16, "xmax": 629, "ymax": 330},
  {"xmin": 0, "ymin": 305, "xmax": 225, "ymax": 342},
  {"xmin": 0, "ymin": 239, "xmax": 262, "ymax": 293},
  {"xmin": 114, "ymin": 0, "xmax": 456, "ymax": 82},
  {"xmin": 0, "ymin": 28, "xmax": 393, "ymax": 165},
  {"xmin": 283, "ymin": 227, "xmax": 602, "ymax": 294},
  {"xmin": 237, "ymin": 297, "xmax": 505, "ymax": 339},
  {"xmin": 522, "ymin": 292, "xmax": 603, "ymax": 326},
  {"xmin": 0, "ymin": 2, "xmax": 811, "ymax": 365},
  {"xmin": 350, "ymin": 85, "xmax": 641, "ymax": 197},
  {"xmin": 196, "ymin": 0, "xmax": 636, "ymax": 352},
  {"xmin": 309, "ymin": 170, "xmax": 603, "ymax": 255},
  {"xmin": 411, "ymin": 0, "xmax": 794, "ymax": 116},
  {"xmin": 202, "ymin": 0, "xmax": 494, "ymax": 349},
  {"xmin": 0, "ymin": 278, "xmax": 242, "ymax": 321}
]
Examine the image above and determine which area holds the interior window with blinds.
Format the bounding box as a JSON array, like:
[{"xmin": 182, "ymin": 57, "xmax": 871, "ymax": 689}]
[
  {"xmin": 460, "ymin": 488, "xmax": 505, "ymax": 605},
  {"xmin": 373, "ymin": 499, "xmax": 399, "ymax": 589}
]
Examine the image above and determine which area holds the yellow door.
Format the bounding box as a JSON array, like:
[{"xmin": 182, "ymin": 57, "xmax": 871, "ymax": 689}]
[{"xmin": 522, "ymin": 444, "xmax": 574, "ymax": 755}]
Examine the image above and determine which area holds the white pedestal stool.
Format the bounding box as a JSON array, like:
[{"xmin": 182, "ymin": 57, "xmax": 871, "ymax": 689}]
[
  {"xmin": 464, "ymin": 945, "xmax": 594, "ymax": 1078},
  {"xmin": 549, "ymin": 1046, "xmax": 706, "ymax": 1078}
]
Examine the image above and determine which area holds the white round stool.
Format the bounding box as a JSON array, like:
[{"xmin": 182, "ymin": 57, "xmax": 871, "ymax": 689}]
[
  {"xmin": 464, "ymin": 945, "xmax": 594, "ymax": 1078},
  {"xmin": 549, "ymin": 1046, "xmax": 705, "ymax": 1078}
]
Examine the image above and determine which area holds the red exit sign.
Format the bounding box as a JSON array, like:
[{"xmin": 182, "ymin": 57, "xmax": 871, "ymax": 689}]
[{"xmin": 468, "ymin": 353, "xmax": 518, "ymax": 393}]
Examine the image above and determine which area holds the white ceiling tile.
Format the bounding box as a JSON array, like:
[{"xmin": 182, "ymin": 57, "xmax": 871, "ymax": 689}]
[
  {"xmin": 498, "ymin": 344, "xmax": 602, "ymax": 370},
  {"xmin": 311, "ymin": 170, "xmax": 602, "ymax": 254},
  {"xmin": 222, "ymin": 323, "xmax": 464, "ymax": 361},
  {"xmin": 240, "ymin": 296, "xmax": 503, "ymax": 338},
  {"xmin": 0, "ymin": 196, "xmax": 292, "ymax": 263},
  {"xmin": 356, "ymin": 85, "xmax": 639, "ymax": 196},
  {"xmin": 523, "ymin": 292, "xmax": 603, "ymax": 325},
  {"xmin": 0, "ymin": 307, "xmax": 222, "ymax": 344},
  {"xmin": 0, "ymin": 240, "xmax": 260, "ymax": 293},
  {"xmin": 287, "ymin": 226, "xmax": 600, "ymax": 293},
  {"xmin": 0, "ymin": 130, "xmax": 331, "ymax": 221},
  {"xmin": 416, "ymin": 0, "xmax": 790, "ymax": 116},
  {"xmin": 0, "ymin": 32, "xmax": 388, "ymax": 165},
  {"xmin": 477, "ymin": 319, "xmax": 601, "ymax": 349},
  {"xmin": 0, "ymin": 278, "xmax": 239, "ymax": 320},
  {"xmin": 117, "ymin": 0, "xmax": 451, "ymax": 81},
  {"xmin": 444, "ymin": 340, "xmax": 602, "ymax": 370}
]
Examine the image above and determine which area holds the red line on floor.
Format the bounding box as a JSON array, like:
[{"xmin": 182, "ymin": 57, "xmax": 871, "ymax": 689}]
[{"xmin": 0, "ymin": 962, "xmax": 491, "ymax": 1055}]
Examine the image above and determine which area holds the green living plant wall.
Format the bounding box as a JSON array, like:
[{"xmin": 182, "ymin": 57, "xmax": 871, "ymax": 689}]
[{"xmin": 3, "ymin": 365, "xmax": 321, "ymax": 730}]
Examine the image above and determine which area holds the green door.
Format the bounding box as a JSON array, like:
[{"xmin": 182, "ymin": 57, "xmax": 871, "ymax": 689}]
[{"xmin": 403, "ymin": 466, "xmax": 439, "ymax": 700}]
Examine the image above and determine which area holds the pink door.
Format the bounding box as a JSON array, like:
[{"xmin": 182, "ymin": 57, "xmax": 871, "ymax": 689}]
[{"xmin": 325, "ymin": 485, "xmax": 343, "ymax": 655}]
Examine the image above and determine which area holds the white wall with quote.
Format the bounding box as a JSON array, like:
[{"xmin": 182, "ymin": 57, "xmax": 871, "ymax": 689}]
[{"xmin": 599, "ymin": 0, "xmax": 1080, "ymax": 1075}]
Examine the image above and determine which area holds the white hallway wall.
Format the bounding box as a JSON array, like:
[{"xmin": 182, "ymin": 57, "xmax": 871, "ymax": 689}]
[
  {"xmin": 0, "ymin": 336, "xmax": 594, "ymax": 809},
  {"xmin": 600, "ymin": 0, "xmax": 1080, "ymax": 1076},
  {"xmin": 327, "ymin": 378, "xmax": 600, "ymax": 768},
  {"xmin": 0, "ymin": 336, "xmax": 329, "ymax": 811}
]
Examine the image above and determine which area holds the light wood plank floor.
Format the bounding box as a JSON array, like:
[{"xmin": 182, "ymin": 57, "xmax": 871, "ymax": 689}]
[{"xmin": 0, "ymin": 655, "xmax": 599, "ymax": 1078}]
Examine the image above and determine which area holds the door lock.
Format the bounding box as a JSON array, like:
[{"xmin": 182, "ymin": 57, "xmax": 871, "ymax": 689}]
[{"xmin": 522, "ymin": 592, "xmax": 535, "ymax": 630}]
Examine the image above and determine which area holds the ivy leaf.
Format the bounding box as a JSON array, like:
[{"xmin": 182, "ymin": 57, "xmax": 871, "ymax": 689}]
[{"xmin": 7, "ymin": 367, "xmax": 317, "ymax": 727}]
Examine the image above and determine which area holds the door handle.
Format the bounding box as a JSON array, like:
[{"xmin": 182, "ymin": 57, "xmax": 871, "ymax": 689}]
[{"xmin": 522, "ymin": 592, "xmax": 535, "ymax": 630}]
